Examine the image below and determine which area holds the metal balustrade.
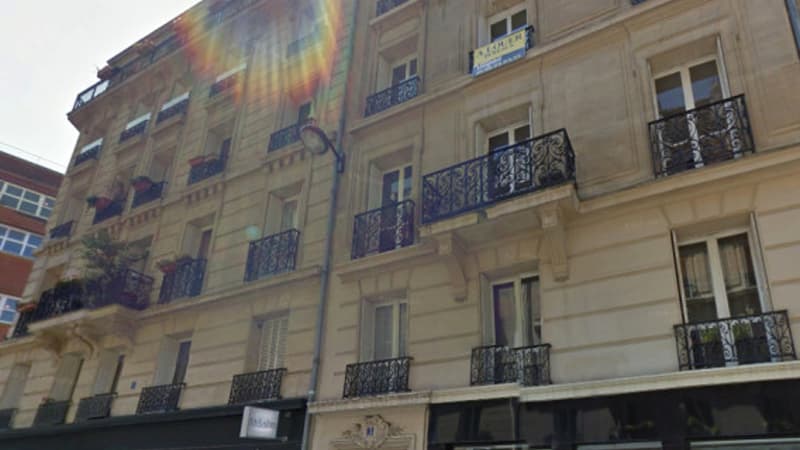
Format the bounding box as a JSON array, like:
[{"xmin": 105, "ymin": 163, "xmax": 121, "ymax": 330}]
[
  {"xmin": 244, "ymin": 229, "xmax": 299, "ymax": 282},
  {"xmin": 131, "ymin": 181, "xmax": 165, "ymax": 208},
  {"xmin": 228, "ymin": 369, "xmax": 286, "ymax": 405},
  {"xmin": 29, "ymin": 283, "xmax": 85, "ymax": 323},
  {"xmin": 85, "ymin": 269, "xmax": 154, "ymax": 311},
  {"xmin": 49, "ymin": 221, "xmax": 74, "ymax": 239},
  {"xmin": 470, "ymin": 344, "xmax": 551, "ymax": 386},
  {"xmin": 156, "ymin": 99, "xmax": 189, "ymax": 124},
  {"xmin": 119, "ymin": 120, "xmax": 148, "ymax": 143},
  {"xmin": 158, "ymin": 258, "xmax": 206, "ymax": 304},
  {"xmin": 136, "ymin": 383, "xmax": 184, "ymax": 414},
  {"xmin": 351, "ymin": 200, "xmax": 415, "ymax": 259},
  {"xmin": 74, "ymin": 145, "xmax": 101, "ymax": 167},
  {"xmin": 343, "ymin": 357, "xmax": 412, "ymax": 398},
  {"xmin": 92, "ymin": 199, "xmax": 124, "ymax": 224},
  {"xmin": 267, "ymin": 120, "xmax": 311, "ymax": 152},
  {"xmin": 75, "ymin": 393, "xmax": 115, "ymax": 421},
  {"xmin": 364, "ymin": 75, "xmax": 421, "ymax": 117},
  {"xmin": 376, "ymin": 0, "xmax": 409, "ymax": 16},
  {"xmin": 421, "ymin": 128, "xmax": 575, "ymax": 224},
  {"xmin": 10, "ymin": 309, "xmax": 34, "ymax": 338},
  {"xmin": 209, "ymin": 73, "xmax": 239, "ymax": 98},
  {"xmin": 188, "ymin": 147, "xmax": 229, "ymax": 185},
  {"xmin": 649, "ymin": 95, "xmax": 754, "ymax": 177},
  {"xmin": 674, "ymin": 310, "xmax": 795, "ymax": 370},
  {"xmin": 33, "ymin": 400, "xmax": 70, "ymax": 426},
  {"xmin": 0, "ymin": 408, "xmax": 15, "ymax": 430}
]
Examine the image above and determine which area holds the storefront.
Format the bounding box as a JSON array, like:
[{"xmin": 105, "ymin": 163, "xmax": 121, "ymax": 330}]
[
  {"xmin": 428, "ymin": 380, "xmax": 800, "ymax": 450},
  {"xmin": 0, "ymin": 398, "xmax": 305, "ymax": 450}
]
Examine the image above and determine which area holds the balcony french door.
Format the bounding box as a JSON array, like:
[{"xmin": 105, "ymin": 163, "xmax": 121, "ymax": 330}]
[
  {"xmin": 487, "ymin": 123, "xmax": 531, "ymax": 198},
  {"xmin": 379, "ymin": 166, "xmax": 412, "ymax": 253}
]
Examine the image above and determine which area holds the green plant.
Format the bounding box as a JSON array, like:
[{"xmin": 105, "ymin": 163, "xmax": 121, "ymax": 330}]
[
  {"xmin": 732, "ymin": 323, "xmax": 753, "ymax": 340},
  {"xmin": 80, "ymin": 230, "xmax": 148, "ymax": 282},
  {"xmin": 700, "ymin": 327, "xmax": 721, "ymax": 344}
]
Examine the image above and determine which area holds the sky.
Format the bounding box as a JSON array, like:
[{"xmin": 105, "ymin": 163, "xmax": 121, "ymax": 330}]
[{"xmin": 0, "ymin": 0, "xmax": 197, "ymax": 173}]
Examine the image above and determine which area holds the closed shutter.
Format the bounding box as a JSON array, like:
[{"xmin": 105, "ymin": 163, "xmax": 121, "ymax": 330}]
[
  {"xmin": 479, "ymin": 274, "xmax": 494, "ymax": 345},
  {"xmin": 92, "ymin": 350, "xmax": 121, "ymax": 394},
  {"xmin": 0, "ymin": 364, "xmax": 30, "ymax": 408},
  {"xmin": 50, "ymin": 354, "xmax": 83, "ymax": 401},
  {"xmin": 258, "ymin": 314, "xmax": 288, "ymax": 370}
]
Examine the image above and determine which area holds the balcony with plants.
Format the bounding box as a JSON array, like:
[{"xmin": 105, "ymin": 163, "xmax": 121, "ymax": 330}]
[
  {"xmin": 188, "ymin": 139, "xmax": 230, "ymax": 185},
  {"xmin": 130, "ymin": 176, "xmax": 165, "ymax": 209}
]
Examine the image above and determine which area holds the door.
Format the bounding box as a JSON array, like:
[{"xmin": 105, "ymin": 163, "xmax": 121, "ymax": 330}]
[
  {"xmin": 487, "ymin": 123, "xmax": 532, "ymax": 199},
  {"xmin": 172, "ymin": 340, "xmax": 192, "ymax": 384},
  {"xmin": 391, "ymin": 57, "xmax": 418, "ymax": 86},
  {"xmin": 379, "ymin": 166, "xmax": 413, "ymax": 253},
  {"xmin": 487, "ymin": 276, "xmax": 541, "ymax": 383},
  {"xmin": 653, "ymin": 59, "xmax": 728, "ymax": 173},
  {"xmin": 197, "ymin": 229, "xmax": 212, "ymax": 260}
]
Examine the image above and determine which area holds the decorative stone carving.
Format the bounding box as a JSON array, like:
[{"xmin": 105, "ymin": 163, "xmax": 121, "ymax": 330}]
[{"xmin": 333, "ymin": 415, "xmax": 413, "ymax": 450}]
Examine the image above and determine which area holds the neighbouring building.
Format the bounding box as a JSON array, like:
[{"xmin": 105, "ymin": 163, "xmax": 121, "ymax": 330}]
[
  {"xmin": 0, "ymin": 152, "xmax": 61, "ymax": 340},
  {"xmin": 2, "ymin": 1, "xmax": 800, "ymax": 450}
]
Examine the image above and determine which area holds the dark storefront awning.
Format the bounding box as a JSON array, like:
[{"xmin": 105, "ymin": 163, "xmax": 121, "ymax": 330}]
[{"xmin": 0, "ymin": 398, "xmax": 305, "ymax": 450}]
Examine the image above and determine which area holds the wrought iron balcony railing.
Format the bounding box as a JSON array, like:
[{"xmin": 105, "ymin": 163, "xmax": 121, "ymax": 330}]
[
  {"xmin": 74, "ymin": 145, "xmax": 101, "ymax": 167},
  {"xmin": 351, "ymin": 200, "xmax": 415, "ymax": 259},
  {"xmin": 188, "ymin": 148, "xmax": 229, "ymax": 185},
  {"xmin": 0, "ymin": 408, "xmax": 15, "ymax": 430},
  {"xmin": 75, "ymin": 393, "xmax": 115, "ymax": 421},
  {"xmin": 343, "ymin": 357, "xmax": 412, "ymax": 398},
  {"xmin": 228, "ymin": 368, "xmax": 286, "ymax": 405},
  {"xmin": 209, "ymin": 73, "xmax": 240, "ymax": 98},
  {"xmin": 268, "ymin": 119, "xmax": 312, "ymax": 153},
  {"xmin": 30, "ymin": 282, "xmax": 85, "ymax": 323},
  {"xmin": 158, "ymin": 258, "xmax": 206, "ymax": 304},
  {"xmin": 136, "ymin": 383, "xmax": 184, "ymax": 415},
  {"xmin": 119, "ymin": 120, "xmax": 149, "ymax": 143},
  {"xmin": 470, "ymin": 344, "xmax": 551, "ymax": 386},
  {"xmin": 244, "ymin": 229, "xmax": 300, "ymax": 282},
  {"xmin": 156, "ymin": 98, "xmax": 189, "ymax": 124},
  {"xmin": 649, "ymin": 95, "xmax": 754, "ymax": 177},
  {"xmin": 376, "ymin": 0, "xmax": 409, "ymax": 16},
  {"xmin": 33, "ymin": 400, "xmax": 70, "ymax": 426},
  {"xmin": 365, "ymin": 75, "xmax": 421, "ymax": 117},
  {"xmin": 674, "ymin": 310, "xmax": 796, "ymax": 371},
  {"xmin": 11, "ymin": 308, "xmax": 34, "ymax": 338},
  {"xmin": 49, "ymin": 221, "xmax": 74, "ymax": 240},
  {"xmin": 92, "ymin": 199, "xmax": 125, "ymax": 225},
  {"xmin": 131, "ymin": 181, "xmax": 165, "ymax": 208},
  {"xmin": 422, "ymin": 128, "xmax": 575, "ymax": 224},
  {"xmin": 85, "ymin": 269, "xmax": 154, "ymax": 311}
]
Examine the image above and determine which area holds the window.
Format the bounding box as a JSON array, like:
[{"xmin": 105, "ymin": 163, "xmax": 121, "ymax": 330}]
[
  {"xmin": 297, "ymin": 102, "xmax": 312, "ymax": 123},
  {"xmin": 124, "ymin": 112, "xmax": 151, "ymax": 131},
  {"xmin": 677, "ymin": 231, "xmax": 764, "ymax": 322},
  {"xmin": 361, "ymin": 297, "xmax": 408, "ymax": 361},
  {"xmin": 50, "ymin": 354, "xmax": 83, "ymax": 401},
  {"xmin": 487, "ymin": 275, "xmax": 541, "ymax": 347},
  {"xmin": 160, "ymin": 92, "xmax": 189, "ymax": 112},
  {"xmin": 0, "ymin": 364, "xmax": 30, "ymax": 409},
  {"xmin": 381, "ymin": 165, "xmax": 413, "ymax": 205},
  {"xmin": 255, "ymin": 314, "xmax": 289, "ymax": 370},
  {"xmin": 203, "ymin": 122, "xmax": 233, "ymax": 158},
  {"xmin": 280, "ymin": 199, "xmax": 298, "ymax": 232},
  {"xmin": 487, "ymin": 123, "xmax": 531, "ymax": 152},
  {"xmin": 0, "ymin": 225, "xmax": 43, "ymax": 258},
  {"xmin": 654, "ymin": 58, "xmax": 725, "ymax": 118},
  {"xmin": 487, "ymin": 122, "xmax": 532, "ymax": 197},
  {"xmin": 691, "ymin": 438, "xmax": 800, "ymax": 449},
  {"xmin": 154, "ymin": 336, "xmax": 192, "ymax": 385},
  {"xmin": 0, "ymin": 295, "xmax": 19, "ymax": 328},
  {"xmin": 391, "ymin": 56, "xmax": 418, "ymax": 86},
  {"xmin": 79, "ymin": 138, "xmax": 103, "ymax": 154},
  {"xmin": 0, "ymin": 180, "xmax": 55, "ymax": 219},
  {"xmin": 489, "ymin": 6, "xmax": 527, "ymax": 41},
  {"xmin": 172, "ymin": 340, "xmax": 191, "ymax": 384},
  {"xmin": 92, "ymin": 351, "xmax": 124, "ymax": 395}
]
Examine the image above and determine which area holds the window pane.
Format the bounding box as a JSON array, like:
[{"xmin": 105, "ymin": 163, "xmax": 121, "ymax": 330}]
[
  {"xmin": 490, "ymin": 19, "xmax": 507, "ymax": 41},
  {"xmin": 399, "ymin": 303, "xmax": 408, "ymax": 357},
  {"xmin": 5, "ymin": 185, "xmax": 22, "ymax": 196},
  {"xmin": 7, "ymin": 230, "xmax": 24, "ymax": 241},
  {"xmin": 655, "ymin": 72, "xmax": 686, "ymax": 118},
  {"xmin": 511, "ymin": 10, "xmax": 527, "ymax": 31},
  {"xmin": 382, "ymin": 170, "xmax": 400, "ymax": 205},
  {"xmin": 280, "ymin": 200, "xmax": 298, "ymax": 231},
  {"xmin": 718, "ymin": 234, "xmax": 761, "ymax": 317},
  {"xmin": 488, "ymin": 132, "xmax": 509, "ymax": 152},
  {"xmin": 40, "ymin": 208, "xmax": 51, "ymax": 218},
  {"xmin": 20, "ymin": 201, "xmax": 37, "ymax": 215},
  {"xmin": 513, "ymin": 125, "xmax": 531, "ymax": 143},
  {"xmin": 689, "ymin": 60, "xmax": 723, "ymax": 108},
  {"xmin": 402, "ymin": 166, "xmax": 413, "ymax": 201},
  {"xmin": 0, "ymin": 195, "xmax": 19, "ymax": 208},
  {"xmin": 679, "ymin": 242, "xmax": 717, "ymax": 322},
  {"xmin": 3, "ymin": 241, "xmax": 22, "ymax": 255},
  {"xmin": 22, "ymin": 191, "xmax": 39, "ymax": 202},
  {"xmin": 28, "ymin": 235, "xmax": 42, "ymax": 247},
  {"xmin": 23, "ymin": 246, "xmax": 35, "ymax": 257},
  {"xmin": 408, "ymin": 59, "xmax": 417, "ymax": 76},
  {"xmin": 172, "ymin": 341, "xmax": 192, "ymax": 384},
  {"xmin": 522, "ymin": 277, "xmax": 541, "ymax": 345},
  {"xmin": 44, "ymin": 197, "xmax": 55, "ymax": 208},
  {"xmin": 374, "ymin": 305, "xmax": 394, "ymax": 360},
  {"xmin": 391, "ymin": 64, "xmax": 406, "ymax": 86},
  {"xmin": 493, "ymin": 283, "xmax": 516, "ymax": 346}
]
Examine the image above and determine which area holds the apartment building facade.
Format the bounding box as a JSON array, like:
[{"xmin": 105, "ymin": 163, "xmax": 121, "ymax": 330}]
[
  {"xmin": 307, "ymin": 1, "xmax": 800, "ymax": 450},
  {"xmin": 0, "ymin": 152, "xmax": 61, "ymax": 340},
  {"xmin": 0, "ymin": 0, "xmax": 354, "ymax": 448}
]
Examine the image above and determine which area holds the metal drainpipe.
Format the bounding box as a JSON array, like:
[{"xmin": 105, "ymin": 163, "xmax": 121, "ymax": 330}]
[
  {"xmin": 787, "ymin": 0, "xmax": 800, "ymax": 59},
  {"xmin": 300, "ymin": 1, "xmax": 359, "ymax": 449}
]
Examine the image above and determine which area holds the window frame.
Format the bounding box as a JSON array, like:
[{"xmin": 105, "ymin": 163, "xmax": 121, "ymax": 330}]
[
  {"xmin": 0, "ymin": 180, "xmax": 55, "ymax": 219},
  {"xmin": 362, "ymin": 297, "xmax": 408, "ymax": 361},
  {"xmin": 487, "ymin": 121, "xmax": 531, "ymax": 153},
  {"xmin": 0, "ymin": 224, "xmax": 43, "ymax": 258},
  {"xmin": 651, "ymin": 54, "xmax": 730, "ymax": 118},
  {"xmin": 488, "ymin": 4, "xmax": 528, "ymax": 42},
  {"xmin": 390, "ymin": 54, "xmax": 419, "ymax": 87},
  {"xmin": 380, "ymin": 164, "xmax": 414, "ymax": 205},
  {"xmin": 254, "ymin": 313, "xmax": 289, "ymax": 371},
  {"xmin": 488, "ymin": 273, "xmax": 541, "ymax": 348}
]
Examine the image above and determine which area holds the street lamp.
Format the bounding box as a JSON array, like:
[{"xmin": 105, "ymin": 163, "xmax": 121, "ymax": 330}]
[{"xmin": 299, "ymin": 120, "xmax": 345, "ymax": 173}]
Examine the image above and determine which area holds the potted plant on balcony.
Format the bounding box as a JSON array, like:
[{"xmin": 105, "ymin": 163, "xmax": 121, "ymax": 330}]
[
  {"xmin": 131, "ymin": 175, "xmax": 154, "ymax": 193},
  {"xmin": 80, "ymin": 230, "xmax": 147, "ymax": 308},
  {"xmin": 732, "ymin": 321, "xmax": 770, "ymax": 364},
  {"xmin": 694, "ymin": 327, "xmax": 725, "ymax": 368},
  {"xmin": 188, "ymin": 155, "xmax": 207, "ymax": 167},
  {"xmin": 87, "ymin": 195, "xmax": 113, "ymax": 211}
]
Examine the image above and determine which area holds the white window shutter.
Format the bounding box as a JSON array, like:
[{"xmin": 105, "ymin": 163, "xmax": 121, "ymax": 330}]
[
  {"xmin": 50, "ymin": 354, "xmax": 83, "ymax": 401},
  {"xmin": 0, "ymin": 364, "xmax": 30, "ymax": 408},
  {"xmin": 154, "ymin": 337, "xmax": 179, "ymax": 385},
  {"xmin": 258, "ymin": 314, "xmax": 288, "ymax": 370},
  {"xmin": 92, "ymin": 350, "xmax": 119, "ymax": 395}
]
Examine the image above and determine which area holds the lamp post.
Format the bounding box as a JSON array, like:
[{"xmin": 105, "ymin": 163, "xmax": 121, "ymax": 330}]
[{"xmin": 299, "ymin": 120, "xmax": 345, "ymax": 173}]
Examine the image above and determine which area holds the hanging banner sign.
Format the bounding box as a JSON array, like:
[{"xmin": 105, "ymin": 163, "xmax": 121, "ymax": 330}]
[
  {"xmin": 240, "ymin": 406, "xmax": 280, "ymax": 440},
  {"xmin": 472, "ymin": 27, "xmax": 529, "ymax": 77}
]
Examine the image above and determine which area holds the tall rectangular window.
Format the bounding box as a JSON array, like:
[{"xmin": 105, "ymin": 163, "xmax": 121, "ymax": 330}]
[
  {"xmin": 50, "ymin": 354, "xmax": 83, "ymax": 401},
  {"xmin": 93, "ymin": 351, "xmax": 125, "ymax": 395},
  {"xmin": 489, "ymin": 275, "xmax": 541, "ymax": 347},
  {"xmin": 362, "ymin": 298, "xmax": 408, "ymax": 361},
  {"xmin": 255, "ymin": 314, "xmax": 289, "ymax": 370},
  {"xmin": 154, "ymin": 335, "xmax": 192, "ymax": 385},
  {"xmin": 0, "ymin": 364, "xmax": 30, "ymax": 409},
  {"xmin": 172, "ymin": 340, "xmax": 192, "ymax": 384}
]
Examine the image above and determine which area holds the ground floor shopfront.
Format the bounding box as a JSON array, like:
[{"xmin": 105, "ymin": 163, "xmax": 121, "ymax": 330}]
[{"xmin": 0, "ymin": 398, "xmax": 305, "ymax": 450}]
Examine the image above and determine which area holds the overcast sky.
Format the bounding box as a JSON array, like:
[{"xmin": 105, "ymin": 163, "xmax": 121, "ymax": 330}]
[{"xmin": 0, "ymin": 0, "xmax": 197, "ymax": 173}]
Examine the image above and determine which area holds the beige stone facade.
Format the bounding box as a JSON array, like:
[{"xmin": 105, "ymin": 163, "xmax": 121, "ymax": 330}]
[{"xmin": 2, "ymin": 0, "xmax": 800, "ymax": 449}]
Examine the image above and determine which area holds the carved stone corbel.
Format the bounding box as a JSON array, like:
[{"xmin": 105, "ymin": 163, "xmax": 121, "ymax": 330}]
[
  {"xmin": 36, "ymin": 333, "xmax": 65, "ymax": 360},
  {"xmin": 434, "ymin": 233, "xmax": 468, "ymax": 302},
  {"xmin": 538, "ymin": 204, "xmax": 569, "ymax": 281},
  {"xmin": 70, "ymin": 324, "xmax": 100, "ymax": 358}
]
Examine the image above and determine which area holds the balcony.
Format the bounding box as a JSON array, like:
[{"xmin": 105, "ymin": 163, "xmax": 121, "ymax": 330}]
[
  {"xmin": 352, "ymin": 200, "xmax": 415, "ymax": 259},
  {"xmin": 10, "ymin": 308, "xmax": 33, "ymax": 338},
  {"xmin": 49, "ymin": 221, "xmax": 74, "ymax": 240},
  {"xmin": 75, "ymin": 393, "xmax": 115, "ymax": 421},
  {"xmin": 74, "ymin": 144, "xmax": 101, "ymax": 167},
  {"xmin": 227, "ymin": 369, "xmax": 286, "ymax": 405},
  {"xmin": 158, "ymin": 258, "xmax": 206, "ymax": 304},
  {"xmin": 92, "ymin": 199, "xmax": 124, "ymax": 225},
  {"xmin": 470, "ymin": 344, "xmax": 551, "ymax": 386},
  {"xmin": 469, "ymin": 26, "xmax": 534, "ymax": 76},
  {"xmin": 376, "ymin": 0, "xmax": 409, "ymax": 16},
  {"xmin": 156, "ymin": 98, "xmax": 189, "ymax": 124},
  {"xmin": 0, "ymin": 409, "xmax": 14, "ymax": 430},
  {"xmin": 674, "ymin": 310, "xmax": 796, "ymax": 371},
  {"xmin": 267, "ymin": 119, "xmax": 311, "ymax": 153},
  {"xmin": 131, "ymin": 181, "xmax": 165, "ymax": 208},
  {"xmin": 188, "ymin": 149, "xmax": 229, "ymax": 185},
  {"xmin": 343, "ymin": 357, "xmax": 412, "ymax": 398},
  {"xmin": 85, "ymin": 269, "xmax": 154, "ymax": 311},
  {"xmin": 209, "ymin": 73, "xmax": 240, "ymax": 98},
  {"xmin": 422, "ymin": 129, "xmax": 575, "ymax": 224},
  {"xmin": 649, "ymin": 95, "xmax": 754, "ymax": 177},
  {"xmin": 364, "ymin": 75, "xmax": 421, "ymax": 117},
  {"xmin": 244, "ymin": 229, "xmax": 299, "ymax": 282},
  {"xmin": 33, "ymin": 400, "xmax": 70, "ymax": 426},
  {"xmin": 119, "ymin": 119, "xmax": 149, "ymax": 143},
  {"xmin": 136, "ymin": 383, "xmax": 184, "ymax": 414},
  {"xmin": 29, "ymin": 282, "xmax": 84, "ymax": 323}
]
